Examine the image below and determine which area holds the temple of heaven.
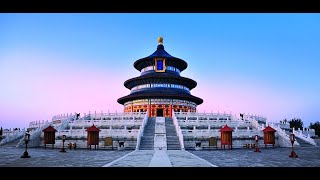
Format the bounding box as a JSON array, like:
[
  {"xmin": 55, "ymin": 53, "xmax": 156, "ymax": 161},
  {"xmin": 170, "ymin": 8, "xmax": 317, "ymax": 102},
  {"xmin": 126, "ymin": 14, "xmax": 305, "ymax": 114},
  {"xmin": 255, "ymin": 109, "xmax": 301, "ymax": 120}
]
[{"xmin": 117, "ymin": 37, "xmax": 203, "ymax": 117}]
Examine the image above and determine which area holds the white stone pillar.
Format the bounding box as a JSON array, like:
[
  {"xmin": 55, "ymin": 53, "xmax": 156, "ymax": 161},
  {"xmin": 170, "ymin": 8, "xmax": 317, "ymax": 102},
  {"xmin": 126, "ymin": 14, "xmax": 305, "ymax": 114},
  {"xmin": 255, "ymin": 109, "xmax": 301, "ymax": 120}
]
[
  {"xmin": 82, "ymin": 126, "xmax": 85, "ymax": 135},
  {"xmin": 196, "ymin": 117, "xmax": 199, "ymax": 126}
]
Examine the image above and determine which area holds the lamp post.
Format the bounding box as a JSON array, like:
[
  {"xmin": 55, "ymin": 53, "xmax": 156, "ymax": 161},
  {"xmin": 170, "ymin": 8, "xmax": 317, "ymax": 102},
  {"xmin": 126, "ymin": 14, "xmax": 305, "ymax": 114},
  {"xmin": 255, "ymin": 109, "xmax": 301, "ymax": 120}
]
[
  {"xmin": 60, "ymin": 135, "xmax": 67, "ymax": 152},
  {"xmin": 254, "ymin": 135, "xmax": 261, "ymax": 152},
  {"xmin": 21, "ymin": 131, "xmax": 31, "ymax": 158},
  {"xmin": 289, "ymin": 133, "xmax": 298, "ymax": 158}
]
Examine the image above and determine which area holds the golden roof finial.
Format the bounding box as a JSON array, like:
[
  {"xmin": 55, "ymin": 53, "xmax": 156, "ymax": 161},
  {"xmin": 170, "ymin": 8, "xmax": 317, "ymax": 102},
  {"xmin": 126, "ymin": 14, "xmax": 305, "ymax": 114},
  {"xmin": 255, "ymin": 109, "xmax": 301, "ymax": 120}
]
[{"xmin": 158, "ymin": 36, "xmax": 163, "ymax": 45}]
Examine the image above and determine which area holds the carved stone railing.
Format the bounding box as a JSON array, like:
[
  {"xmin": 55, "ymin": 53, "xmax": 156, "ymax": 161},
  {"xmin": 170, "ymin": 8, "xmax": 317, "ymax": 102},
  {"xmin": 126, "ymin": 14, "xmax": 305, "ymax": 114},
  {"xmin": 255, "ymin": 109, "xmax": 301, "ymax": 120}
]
[
  {"xmin": 269, "ymin": 123, "xmax": 298, "ymax": 147},
  {"xmin": 294, "ymin": 129, "xmax": 317, "ymax": 146},
  {"xmin": 136, "ymin": 110, "xmax": 148, "ymax": 150},
  {"xmin": 172, "ymin": 110, "xmax": 185, "ymax": 149},
  {"xmin": 0, "ymin": 129, "xmax": 26, "ymax": 146}
]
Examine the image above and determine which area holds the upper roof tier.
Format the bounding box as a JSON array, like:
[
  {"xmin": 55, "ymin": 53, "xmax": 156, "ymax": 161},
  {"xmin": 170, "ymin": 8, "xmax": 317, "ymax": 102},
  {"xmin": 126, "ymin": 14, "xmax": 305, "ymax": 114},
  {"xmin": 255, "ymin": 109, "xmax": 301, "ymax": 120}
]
[{"xmin": 133, "ymin": 38, "xmax": 188, "ymax": 72}]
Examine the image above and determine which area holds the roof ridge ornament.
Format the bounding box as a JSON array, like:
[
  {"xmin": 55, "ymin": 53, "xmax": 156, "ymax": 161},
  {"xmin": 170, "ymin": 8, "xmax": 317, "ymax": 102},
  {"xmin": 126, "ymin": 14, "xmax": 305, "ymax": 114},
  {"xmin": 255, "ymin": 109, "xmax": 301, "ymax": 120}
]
[{"xmin": 158, "ymin": 36, "xmax": 163, "ymax": 45}]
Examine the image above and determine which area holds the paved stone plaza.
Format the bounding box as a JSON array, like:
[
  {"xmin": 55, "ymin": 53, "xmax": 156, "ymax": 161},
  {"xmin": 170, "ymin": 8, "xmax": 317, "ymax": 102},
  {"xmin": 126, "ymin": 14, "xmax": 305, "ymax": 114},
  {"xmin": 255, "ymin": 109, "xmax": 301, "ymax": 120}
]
[
  {"xmin": 190, "ymin": 146, "xmax": 320, "ymax": 167},
  {"xmin": 1, "ymin": 142, "xmax": 320, "ymax": 167},
  {"xmin": 0, "ymin": 146, "xmax": 132, "ymax": 167},
  {"xmin": 104, "ymin": 150, "xmax": 214, "ymax": 167}
]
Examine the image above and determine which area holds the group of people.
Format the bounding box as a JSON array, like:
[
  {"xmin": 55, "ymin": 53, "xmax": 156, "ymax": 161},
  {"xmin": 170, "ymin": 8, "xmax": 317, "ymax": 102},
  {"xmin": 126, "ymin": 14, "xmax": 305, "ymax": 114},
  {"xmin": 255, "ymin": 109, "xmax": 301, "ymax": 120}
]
[{"xmin": 68, "ymin": 142, "xmax": 77, "ymax": 150}]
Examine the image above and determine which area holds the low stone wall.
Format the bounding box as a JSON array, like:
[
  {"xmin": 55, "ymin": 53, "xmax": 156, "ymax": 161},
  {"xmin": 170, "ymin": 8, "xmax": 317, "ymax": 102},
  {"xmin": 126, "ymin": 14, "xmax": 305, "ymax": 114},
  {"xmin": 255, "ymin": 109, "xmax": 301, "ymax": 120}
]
[
  {"xmin": 183, "ymin": 138, "xmax": 280, "ymax": 150},
  {"xmin": 38, "ymin": 138, "xmax": 137, "ymax": 150}
]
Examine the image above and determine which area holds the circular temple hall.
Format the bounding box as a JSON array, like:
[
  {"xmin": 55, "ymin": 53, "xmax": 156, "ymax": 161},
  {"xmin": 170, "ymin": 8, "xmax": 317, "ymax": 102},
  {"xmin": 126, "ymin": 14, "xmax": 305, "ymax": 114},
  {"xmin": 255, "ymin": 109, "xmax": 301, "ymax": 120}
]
[{"xmin": 117, "ymin": 37, "xmax": 203, "ymax": 117}]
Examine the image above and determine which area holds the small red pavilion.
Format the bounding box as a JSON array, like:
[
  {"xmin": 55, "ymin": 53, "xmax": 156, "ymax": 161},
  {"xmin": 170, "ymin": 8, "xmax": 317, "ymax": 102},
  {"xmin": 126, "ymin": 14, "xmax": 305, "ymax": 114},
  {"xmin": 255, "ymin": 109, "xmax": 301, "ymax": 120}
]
[
  {"xmin": 86, "ymin": 124, "xmax": 100, "ymax": 150},
  {"xmin": 262, "ymin": 126, "xmax": 276, "ymax": 148},
  {"xmin": 42, "ymin": 125, "xmax": 57, "ymax": 149},
  {"xmin": 219, "ymin": 125, "xmax": 233, "ymax": 150}
]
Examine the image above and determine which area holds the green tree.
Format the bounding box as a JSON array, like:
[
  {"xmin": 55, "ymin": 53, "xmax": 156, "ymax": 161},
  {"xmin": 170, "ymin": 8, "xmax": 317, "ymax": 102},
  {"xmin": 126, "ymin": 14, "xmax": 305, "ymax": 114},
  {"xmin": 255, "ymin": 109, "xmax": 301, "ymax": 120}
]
[
  {"xmin": 309, "ymin": 121, "xmax": 320, "ymax": 136},
  {"xmin": 289, "ymin": 118, "xmax": 303, "ymax": 130}
]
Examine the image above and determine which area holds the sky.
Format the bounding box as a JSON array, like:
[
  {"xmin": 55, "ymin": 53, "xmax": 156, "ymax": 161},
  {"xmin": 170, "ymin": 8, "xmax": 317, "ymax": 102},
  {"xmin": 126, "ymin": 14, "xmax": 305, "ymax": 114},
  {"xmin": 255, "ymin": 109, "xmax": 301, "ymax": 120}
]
[{"xmin": 0, "ymin": 13, "xmax": 320, "ymax": 129}]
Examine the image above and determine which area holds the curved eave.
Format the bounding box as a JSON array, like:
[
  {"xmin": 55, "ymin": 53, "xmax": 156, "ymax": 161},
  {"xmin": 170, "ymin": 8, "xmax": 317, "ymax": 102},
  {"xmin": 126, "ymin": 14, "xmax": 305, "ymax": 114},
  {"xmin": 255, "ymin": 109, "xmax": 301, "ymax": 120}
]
[
  {"xmin": 124, "ymin": 73, "xmax": 197, "ymax": 90},
  {"xmin": 117, "ymin": 93, "xmax": 203, "ymax": 105},
  {"xmin": 133, "ymin": 57, "xmax": 188, "ymax": 72}
]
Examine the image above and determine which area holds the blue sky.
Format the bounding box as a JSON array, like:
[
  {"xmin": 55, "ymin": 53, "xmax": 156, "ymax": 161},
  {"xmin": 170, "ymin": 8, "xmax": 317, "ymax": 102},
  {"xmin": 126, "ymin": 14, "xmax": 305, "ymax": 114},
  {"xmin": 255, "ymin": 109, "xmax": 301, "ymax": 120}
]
[{"xmin": 0, "ymin": 13, "xmax": 319, "ymax": 128}]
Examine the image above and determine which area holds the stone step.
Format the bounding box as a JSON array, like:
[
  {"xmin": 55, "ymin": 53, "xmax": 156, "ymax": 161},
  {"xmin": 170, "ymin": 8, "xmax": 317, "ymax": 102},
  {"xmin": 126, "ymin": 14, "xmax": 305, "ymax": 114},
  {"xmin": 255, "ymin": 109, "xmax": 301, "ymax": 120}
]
[
  {"xmin": 167, "ymin": 148, "xmax": 181, "ymax": 150},
  {"xmin": 167, "ymin": 147, "xmax": 181, "ymax": 149},
  {"xmin": 167, "ymin": 143, "xmax": 180, "ymax": 145},
  {"xmin": 167, "ymin": 141, "xmax": 179, "ymax": 143},
  {"xmin": 167, "ymin": 145, "xmax": 181, "ymax": 147},
  {"xmin": 167, "ymin": 140, "xmax": 180, "ymax": 143}
]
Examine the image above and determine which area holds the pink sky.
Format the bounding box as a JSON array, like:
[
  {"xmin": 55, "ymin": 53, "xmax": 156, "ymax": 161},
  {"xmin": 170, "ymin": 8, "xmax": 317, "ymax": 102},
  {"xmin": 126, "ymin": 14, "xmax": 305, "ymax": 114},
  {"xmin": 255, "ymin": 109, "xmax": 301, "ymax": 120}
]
[{"xmin": 0, "ymin": 48, "xmax": 317, "ymax": 128}]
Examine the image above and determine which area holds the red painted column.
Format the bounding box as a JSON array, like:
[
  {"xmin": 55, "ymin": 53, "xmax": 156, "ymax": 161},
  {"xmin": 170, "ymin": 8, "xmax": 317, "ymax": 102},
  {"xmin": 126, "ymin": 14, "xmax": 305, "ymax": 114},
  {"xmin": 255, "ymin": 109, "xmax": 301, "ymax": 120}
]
[{"xmin": 148, "ymin": 104, "xmax": 151, "ymax": 117}]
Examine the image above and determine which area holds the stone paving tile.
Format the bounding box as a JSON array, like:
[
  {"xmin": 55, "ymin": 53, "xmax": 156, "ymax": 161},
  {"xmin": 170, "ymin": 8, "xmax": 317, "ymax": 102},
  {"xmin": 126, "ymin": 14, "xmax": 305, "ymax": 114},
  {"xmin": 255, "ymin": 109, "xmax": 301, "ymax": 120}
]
[
  {"xmin": 167, "ymin": 150, "xmax": 212, "ymax": 167},
  {"xmin": 109, "ymin": 150, "xmax": 154, "ymax": 167},
  {"xmin": 189, "ymin": 146, "xmax": 320, "ymax": 167},
  {"xmin": 0, "ymin": 146, "xmax": 132, "ymax": 167}
]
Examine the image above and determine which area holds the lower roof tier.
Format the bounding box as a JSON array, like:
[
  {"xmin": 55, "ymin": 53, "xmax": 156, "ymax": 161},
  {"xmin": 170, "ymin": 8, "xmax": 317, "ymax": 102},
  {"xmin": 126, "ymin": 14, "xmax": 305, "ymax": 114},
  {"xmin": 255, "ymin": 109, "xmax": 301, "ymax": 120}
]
[{"xmin": 117, "ymin": 90, "xmax": 203, "ymax": 105}]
